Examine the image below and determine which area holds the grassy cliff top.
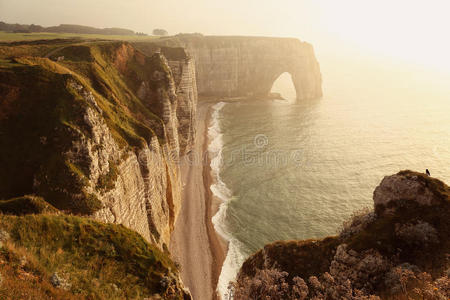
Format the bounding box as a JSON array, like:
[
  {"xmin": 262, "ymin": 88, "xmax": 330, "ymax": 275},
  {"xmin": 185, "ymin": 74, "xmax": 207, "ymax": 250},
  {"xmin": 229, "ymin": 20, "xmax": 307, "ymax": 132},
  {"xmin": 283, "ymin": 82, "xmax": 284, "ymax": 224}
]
[
  {"xmin": 0, "ymin": 214, "xmax": 188, "ymax": 299},
  {"xmin": 0, "ymin": 195, "xmax": 58, "ymax": 215},
  {"xmin": 0, "ymin": 31, "xmax": 160, "ymax": 42},
  {"xmin": 150, "ymin": 34, "xmax": 311, "ymax": 49}
]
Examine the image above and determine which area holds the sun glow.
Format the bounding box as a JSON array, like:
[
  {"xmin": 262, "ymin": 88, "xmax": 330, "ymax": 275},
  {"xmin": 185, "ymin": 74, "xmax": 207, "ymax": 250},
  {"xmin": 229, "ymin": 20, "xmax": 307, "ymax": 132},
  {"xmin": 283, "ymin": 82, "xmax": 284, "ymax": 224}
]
[
  {"xmin": 1, "ymin": 0, "xmax": 449, "ymax": 72},
  {"xmin": 317, "ymin": 0, "xmax": 450, "ymax": 71}
]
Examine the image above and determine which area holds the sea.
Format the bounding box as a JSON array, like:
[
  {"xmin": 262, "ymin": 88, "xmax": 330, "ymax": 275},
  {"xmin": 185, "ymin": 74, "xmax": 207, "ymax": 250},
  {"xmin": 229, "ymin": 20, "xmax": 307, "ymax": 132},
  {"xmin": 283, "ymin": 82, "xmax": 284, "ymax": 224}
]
[{"xmin": 207, "ymin": 54, "xmax": 450, "ymax": 298}]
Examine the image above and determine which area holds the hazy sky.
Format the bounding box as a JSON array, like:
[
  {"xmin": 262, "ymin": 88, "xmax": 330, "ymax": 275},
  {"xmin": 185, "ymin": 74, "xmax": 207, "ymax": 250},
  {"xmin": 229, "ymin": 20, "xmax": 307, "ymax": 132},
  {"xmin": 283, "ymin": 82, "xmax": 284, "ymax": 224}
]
[{"xmin": 1, "ymin": 0, "xmax": 449, "ymax": 71}]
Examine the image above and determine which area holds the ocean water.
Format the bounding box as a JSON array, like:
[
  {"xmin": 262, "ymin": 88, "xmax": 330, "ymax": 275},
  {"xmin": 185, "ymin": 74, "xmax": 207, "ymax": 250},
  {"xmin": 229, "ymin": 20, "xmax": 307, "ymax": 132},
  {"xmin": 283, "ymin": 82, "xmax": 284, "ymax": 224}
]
[{"xmin": 208, "ymin": 58, "xmax": 450, "ymax": 298}]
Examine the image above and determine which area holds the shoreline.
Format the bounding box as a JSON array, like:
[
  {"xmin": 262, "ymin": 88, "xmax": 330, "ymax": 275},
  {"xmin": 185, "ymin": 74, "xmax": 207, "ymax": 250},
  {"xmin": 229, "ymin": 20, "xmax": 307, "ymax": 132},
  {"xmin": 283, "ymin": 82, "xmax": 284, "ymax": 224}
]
[
  {"xmin": 170, "ymin": 100, "xmax": 228, "ymax": 300},
  {"xmin": 203, "ymin": 102, "xmax": 229, "ymax": 300}
]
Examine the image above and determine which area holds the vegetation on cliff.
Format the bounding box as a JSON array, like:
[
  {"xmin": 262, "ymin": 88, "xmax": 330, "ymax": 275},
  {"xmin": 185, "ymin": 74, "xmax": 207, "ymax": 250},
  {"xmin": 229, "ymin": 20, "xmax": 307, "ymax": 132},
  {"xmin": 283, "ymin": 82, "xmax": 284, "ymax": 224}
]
[
  {"xmin": 232, "ymin": 171, "xmax": 450, "ymax": 299},
  {"xmin": 0, "ymin": 40, "xmax": 174, "ymax": 215},
  {"xmin": 0, "ymin": 214, "xmax": 189, "ymax": 299},
  {"xmin": 0, "ymin": 39, "xmax": 190, "ymax": 299},
  {"xmin": 0, "ymin": 195, "xmax": 58, "ymax": 215}
]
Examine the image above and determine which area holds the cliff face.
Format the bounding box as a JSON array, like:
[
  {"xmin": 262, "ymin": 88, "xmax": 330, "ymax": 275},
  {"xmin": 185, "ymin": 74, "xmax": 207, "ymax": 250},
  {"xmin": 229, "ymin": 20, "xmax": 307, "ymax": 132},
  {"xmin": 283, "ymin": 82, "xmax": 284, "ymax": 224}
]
[
  {"xmin": 135, "ymin": 35, "xmax": 322, "ymax": 100},
  {"xmin": 132, "ymin": 43, "xmax": 198, "ymax": 155},
  {"xmin": 164, "ymin": 49, "xmax": 198, "ymax": 154},
  {"xmin": 234, "ymin": 171, "xmax": 450, "ymax": 299},
  {"xmin": 0, "ymin": 41, "xmax": 195, "ymax": 250}
]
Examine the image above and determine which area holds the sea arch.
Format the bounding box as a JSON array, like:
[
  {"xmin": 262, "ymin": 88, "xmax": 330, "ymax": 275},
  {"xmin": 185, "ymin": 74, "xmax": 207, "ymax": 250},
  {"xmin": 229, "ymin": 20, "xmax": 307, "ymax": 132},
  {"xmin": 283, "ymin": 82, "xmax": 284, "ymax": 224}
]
[
  {"xmin": 157, "ymin": 36, "xmax": 323, "ymax": 100},
  {"xmin": 270, "ymin": 72, "xmax": 297, "ymax": 100}
]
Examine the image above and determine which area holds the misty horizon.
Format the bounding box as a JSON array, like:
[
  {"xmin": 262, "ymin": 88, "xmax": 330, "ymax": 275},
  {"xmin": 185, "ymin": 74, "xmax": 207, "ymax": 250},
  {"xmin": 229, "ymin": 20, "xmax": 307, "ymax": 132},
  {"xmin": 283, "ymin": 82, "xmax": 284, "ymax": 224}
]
[{"xmin": 2, "ymin": 0, "xmax": 450, "ymax": 72}]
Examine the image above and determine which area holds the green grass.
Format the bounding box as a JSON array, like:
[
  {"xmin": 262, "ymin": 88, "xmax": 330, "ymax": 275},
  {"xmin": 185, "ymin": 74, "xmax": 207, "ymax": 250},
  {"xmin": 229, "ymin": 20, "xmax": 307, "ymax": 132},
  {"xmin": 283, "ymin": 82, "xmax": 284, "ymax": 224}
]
[
  {"xmin": 0, "ymin": 214, "xmax": 187, "ymax": 299},
  {"xmin": 0, "ymin": 195, "xmax": 58, "ymax": 215},
  {"xmin": 0, "ymin": 31, "xmax": 161, "ymax": 42}
]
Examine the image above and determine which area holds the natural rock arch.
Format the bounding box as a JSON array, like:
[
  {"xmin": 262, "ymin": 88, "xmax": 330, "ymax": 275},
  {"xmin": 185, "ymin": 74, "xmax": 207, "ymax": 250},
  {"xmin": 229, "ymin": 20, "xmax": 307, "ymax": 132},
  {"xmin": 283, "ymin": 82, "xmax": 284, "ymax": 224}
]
[
  {"xmin": 270, "ymin": 72, "xmax": 297, "ymax": 99},
  {"xmin": 246, "ymin": 66, "xmax": 316, "ymax": 100},
  {"xmin": 147, "ymin": 35, "xmax": 323, "ymax": 100}
]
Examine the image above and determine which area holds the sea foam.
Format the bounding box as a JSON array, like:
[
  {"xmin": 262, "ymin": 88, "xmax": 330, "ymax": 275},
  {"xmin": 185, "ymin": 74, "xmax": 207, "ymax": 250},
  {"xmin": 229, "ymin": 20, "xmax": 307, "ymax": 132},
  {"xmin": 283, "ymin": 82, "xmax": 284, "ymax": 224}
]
[{"xmin": 207, "ymin": 102, "xmax": 246, "ymax": 300}]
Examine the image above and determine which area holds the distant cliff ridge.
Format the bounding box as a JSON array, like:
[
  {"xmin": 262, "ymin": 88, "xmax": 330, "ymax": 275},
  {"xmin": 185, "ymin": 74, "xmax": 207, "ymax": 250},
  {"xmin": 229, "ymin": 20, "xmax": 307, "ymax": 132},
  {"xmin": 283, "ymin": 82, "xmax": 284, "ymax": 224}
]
[
  {"xmin": 135, "ymin": 35, "xmax": 323, "ymax": 100},
  {"xmin": 0, "ymin": 21, "xmax": 137, "ymax": 35}
]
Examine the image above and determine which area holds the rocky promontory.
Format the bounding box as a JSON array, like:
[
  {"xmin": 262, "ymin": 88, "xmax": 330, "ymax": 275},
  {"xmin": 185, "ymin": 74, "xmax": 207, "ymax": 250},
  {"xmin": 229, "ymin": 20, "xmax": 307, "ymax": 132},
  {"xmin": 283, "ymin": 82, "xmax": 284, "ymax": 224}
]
[{"xmin": 233, "ymin": 171, "xmax": 450, "ymax": 299}]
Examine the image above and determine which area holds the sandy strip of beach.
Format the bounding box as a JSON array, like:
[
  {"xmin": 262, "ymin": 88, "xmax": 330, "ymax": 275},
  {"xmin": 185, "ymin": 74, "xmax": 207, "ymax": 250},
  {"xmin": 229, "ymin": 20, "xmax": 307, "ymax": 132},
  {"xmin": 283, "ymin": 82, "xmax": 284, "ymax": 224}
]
[{"xmin": 170, "ymin": 100, "xmax": 228, "ymax": 300}]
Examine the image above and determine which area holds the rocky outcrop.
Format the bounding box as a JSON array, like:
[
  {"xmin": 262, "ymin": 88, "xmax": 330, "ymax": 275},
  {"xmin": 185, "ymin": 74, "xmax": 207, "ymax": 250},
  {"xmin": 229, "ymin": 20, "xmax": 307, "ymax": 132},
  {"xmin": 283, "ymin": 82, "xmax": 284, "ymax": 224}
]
[
  {"xmin": 169, "ymin": 55, "xmax": 198, "ymax": 154},
  {"xmin": 373, "ymin": 170, "xmax": 445, "ymax": 216},
  {"xmin": 132, "ymin": 43, "xmax": 198, "ymax": 154},
  {"xmin": 234, "ymin": 171, "xmax": 450, "ymax": 299},
  {"xmin": 136, "ymin": 35, "xmax": 323, "ymax": 100}
]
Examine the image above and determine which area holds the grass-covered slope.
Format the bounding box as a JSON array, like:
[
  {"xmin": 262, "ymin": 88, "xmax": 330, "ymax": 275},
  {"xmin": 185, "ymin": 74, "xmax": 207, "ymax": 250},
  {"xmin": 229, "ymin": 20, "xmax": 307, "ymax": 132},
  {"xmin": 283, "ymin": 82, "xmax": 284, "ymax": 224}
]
[
  {"xmin": 0, "ymin": 40, "xmax": 173, "ymax": 215},
  {"xmin": 0, "ymin": 31, "xmax": 160, "ymax": 42},
  {"xmin": 235, "ymin": 171, "xmax": 450, "ymax": 299},
  {"xmin": 0, "ymin": 195, "xmax": 58, "ymax": 215},
  {"xmin": 0, "ymin": 214, "xmax": 189, "ymax": 299},
  {"xmin": 0, "ymin": 62, "xmax": 101, "ymax": 213}
]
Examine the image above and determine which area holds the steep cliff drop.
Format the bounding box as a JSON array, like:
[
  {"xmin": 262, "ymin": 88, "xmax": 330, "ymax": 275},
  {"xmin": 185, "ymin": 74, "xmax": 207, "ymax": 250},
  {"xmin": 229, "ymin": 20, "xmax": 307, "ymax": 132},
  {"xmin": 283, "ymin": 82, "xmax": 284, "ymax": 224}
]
[
  {"xmin": 132, "ymin": 35, "xmax": 323, "ymax": 300},
  {"xmin": 134, "ymin": 35, "xmax": 323, "ymax": 101},
  {"xmin": 0, "ymin": 40, "xmax": 195, "ymax": 298}
]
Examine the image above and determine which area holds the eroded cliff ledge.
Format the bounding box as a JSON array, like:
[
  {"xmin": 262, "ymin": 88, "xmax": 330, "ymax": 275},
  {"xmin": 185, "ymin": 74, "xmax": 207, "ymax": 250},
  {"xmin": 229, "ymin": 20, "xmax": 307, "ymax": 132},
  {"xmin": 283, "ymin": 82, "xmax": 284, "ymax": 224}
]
[{"xmin": 134, "ymin": 34, "xmax": 323, "ymax": 100}]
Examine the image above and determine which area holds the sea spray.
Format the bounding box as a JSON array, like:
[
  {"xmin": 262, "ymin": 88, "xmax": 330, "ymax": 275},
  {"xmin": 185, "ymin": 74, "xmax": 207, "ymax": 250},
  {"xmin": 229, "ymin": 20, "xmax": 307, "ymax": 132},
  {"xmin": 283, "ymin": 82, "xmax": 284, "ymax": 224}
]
[{"xmin": 207, "ymin": 102, "xmax": 246, "ymax": 299}]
